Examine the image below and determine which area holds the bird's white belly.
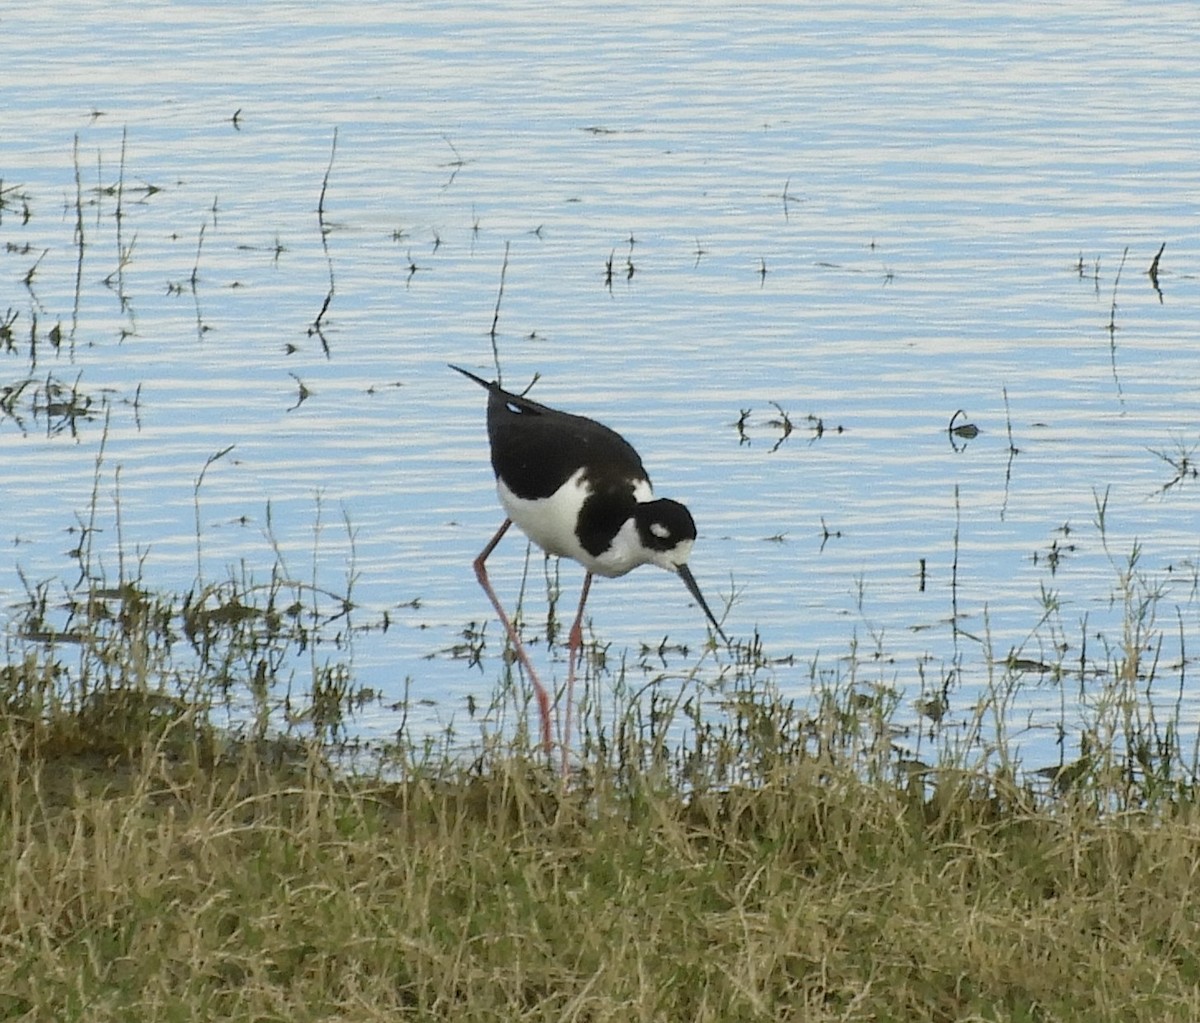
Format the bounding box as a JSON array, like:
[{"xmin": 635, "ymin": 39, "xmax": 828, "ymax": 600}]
[{"xmin": 497, "ymin": 471, "xmax": 648, "ymax": 578}]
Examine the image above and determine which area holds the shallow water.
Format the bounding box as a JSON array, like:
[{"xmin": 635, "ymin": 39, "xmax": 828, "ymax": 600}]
[{"xmin": 3, "ymin": 2, "xmax": 1200, "ymax": 768}]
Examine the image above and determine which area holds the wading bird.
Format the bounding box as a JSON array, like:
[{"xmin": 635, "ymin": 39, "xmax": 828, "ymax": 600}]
[{"xmin": 451, "ymin": 364, "xmax": 729, "ymax": 770}]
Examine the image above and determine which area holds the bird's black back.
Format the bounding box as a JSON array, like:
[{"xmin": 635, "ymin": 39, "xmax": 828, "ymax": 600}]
[{"xmin": 450, "ymin": 365, "xmax": 650, "ymax": 501}]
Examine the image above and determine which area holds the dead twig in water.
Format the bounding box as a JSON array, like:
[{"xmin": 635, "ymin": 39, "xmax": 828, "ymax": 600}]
[
  {"xmin": 488, "ymin": 241, "xmax": 510, "ymax": 383},
  {"xmin": 1107, "ymin": 246, "xmax": 1127, "ymax": 404},
  {"xmin": 309, "ymin": 128, "xmax": 338, "ymax": 356},
  {"xmin": 1000, "ymin": 386, "xmax": 1019, "ymax": 521},
  {"xmin": 1147, "ymin": 241, "xmax": 1165, "ymax": 302}
]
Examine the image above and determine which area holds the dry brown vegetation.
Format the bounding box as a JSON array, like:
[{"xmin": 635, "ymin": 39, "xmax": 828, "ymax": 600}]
[{"xmin": 4, "ymin": 615, "xmax": 1200, "ymax": 1021}]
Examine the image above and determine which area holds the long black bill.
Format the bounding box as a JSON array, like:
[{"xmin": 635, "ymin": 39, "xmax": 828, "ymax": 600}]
[{"xmin": 677, "ymin": 563, "xmax": 730, "ymax": 646}]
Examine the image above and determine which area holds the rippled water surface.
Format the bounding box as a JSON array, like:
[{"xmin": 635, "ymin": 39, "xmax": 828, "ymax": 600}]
[{"xmin": 4, "ymin": 2, "xmax": 1200, "ymax": 766}]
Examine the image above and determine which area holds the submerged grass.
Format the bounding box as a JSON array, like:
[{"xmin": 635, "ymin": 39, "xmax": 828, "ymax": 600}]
[{"xmin": 4, "ymin": 506, "xmax": 1200, "ymax": 1021}]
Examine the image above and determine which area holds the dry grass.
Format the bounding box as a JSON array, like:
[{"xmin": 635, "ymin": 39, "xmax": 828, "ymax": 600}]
[{"xmin": 3, "ymin": 699, "xmax": 1200, "ymax": 1021}]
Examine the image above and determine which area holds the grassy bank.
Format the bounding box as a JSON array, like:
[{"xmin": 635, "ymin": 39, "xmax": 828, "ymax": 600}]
[{"xmin": 4, "ymin": 658, "xmax": 1200, "ymax": 1020}]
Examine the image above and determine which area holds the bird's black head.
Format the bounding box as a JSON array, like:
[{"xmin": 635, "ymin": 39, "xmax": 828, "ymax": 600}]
[
  {"xmin": 634, "ymin": 498, "xmax": 728, "ymax": 644},
  {"xmin": 634, "ymin": 498, "xmax": 698, "ymax": 561}
]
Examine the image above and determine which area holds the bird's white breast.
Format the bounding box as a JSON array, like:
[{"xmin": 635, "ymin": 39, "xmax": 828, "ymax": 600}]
[{"xmin": 497, "ymin": 470, "xmax": 654, "ymax": 578}]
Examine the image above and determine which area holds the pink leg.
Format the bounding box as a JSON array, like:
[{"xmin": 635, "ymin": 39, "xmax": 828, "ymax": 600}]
[
  {"xmin": 562, "ymin": 571, "xmax": 593, "ymax": 774},
  {"xmin": 473, "ymin": 519, "xmax": 553, "ymax": 754}
]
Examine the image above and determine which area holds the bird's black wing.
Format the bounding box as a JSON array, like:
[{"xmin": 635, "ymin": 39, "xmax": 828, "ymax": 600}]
[{"xmin": 450, "ymin": 364, "xmax": 648, "ymax": 500}]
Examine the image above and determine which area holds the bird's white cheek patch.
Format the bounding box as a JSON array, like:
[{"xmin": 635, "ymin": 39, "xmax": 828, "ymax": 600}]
[{"xmin": 650, "ymin": 522, "xmax": 670, "ymax": 540}]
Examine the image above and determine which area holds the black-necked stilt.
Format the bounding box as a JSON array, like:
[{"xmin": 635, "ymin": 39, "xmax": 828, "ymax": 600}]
[{"xmin": 451, "ymin": 364, "xmax": 728, "ymax": 767}]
